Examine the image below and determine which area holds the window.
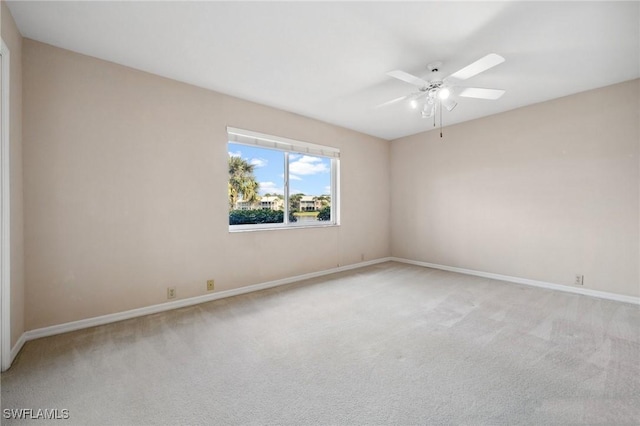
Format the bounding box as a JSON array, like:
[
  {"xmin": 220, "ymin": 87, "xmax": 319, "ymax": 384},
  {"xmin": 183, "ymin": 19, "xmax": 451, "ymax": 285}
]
[{"xmin": 227, "ymin": 127, "xmax": 339, "ymax": 230}]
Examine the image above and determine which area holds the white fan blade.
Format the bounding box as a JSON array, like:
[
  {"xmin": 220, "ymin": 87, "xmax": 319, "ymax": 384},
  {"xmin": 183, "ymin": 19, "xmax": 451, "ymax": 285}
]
[
  {"xmin": 458, "ymin": 87, "xmax": 505, "ymax": 100},
  {"xmin": 375, "ymin": 91, "xmax": 428, "ymax": 109},
  {"xmin": 448, "ymin": 54, "xmax": 505, "ymax": 81},
  {"xmin": 387, "ymin": 70, "xmax": 429, "ymax": 88},
  {"xmin": 375, "ymin": 95, "xmax": 410, "ymax": 109}
]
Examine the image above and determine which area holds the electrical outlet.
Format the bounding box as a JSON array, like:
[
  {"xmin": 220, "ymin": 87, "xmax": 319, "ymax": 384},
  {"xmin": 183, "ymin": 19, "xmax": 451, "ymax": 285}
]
[
  {"xmin": 167, "ymin": 287, "xmax": 176, "ymax": 299},
  {"xmin": 361, "ymin": 253, "xmax": 365, "ymax": 261},
  {"xmin": 574, "ymin": 275, "xmax": 584, "ymax": 286},
  {"xmin": 207, "ymin": 279, "xmax": 215, "ymax": 291}
]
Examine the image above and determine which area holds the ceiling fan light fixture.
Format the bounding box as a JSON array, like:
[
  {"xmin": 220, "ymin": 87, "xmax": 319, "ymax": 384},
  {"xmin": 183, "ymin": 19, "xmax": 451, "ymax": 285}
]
[
  {"xmin": 438, "ymin": 88, "xmax": 451, "ymax": 100},
  {"xmin": 421, "ymin": 103, "xmax": 434, "ymax": 118}
]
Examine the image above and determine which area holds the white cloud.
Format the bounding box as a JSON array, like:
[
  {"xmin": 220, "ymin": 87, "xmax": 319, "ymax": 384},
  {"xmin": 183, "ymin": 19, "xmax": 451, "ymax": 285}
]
[
  {"xmin": 324, "ymin": 186, "xmax": 331, "ymax": 194},
  {"xmin": 258, "ymin": 181, "xmax": 283, "ymax": 195},
  {"xmin": 250, "ymin": 158, "xmax": 268, "ymax": 168},
  {"xmin": 289, "ymin": 155, "xmax": 329, "ymax": 175},
  {"xmin": 228, "ymin": 151, "xmax": 242, "ymax": 157},
  {"xmin": 300, "ymin": 156, "xmax": 321, "ymax": 163}
]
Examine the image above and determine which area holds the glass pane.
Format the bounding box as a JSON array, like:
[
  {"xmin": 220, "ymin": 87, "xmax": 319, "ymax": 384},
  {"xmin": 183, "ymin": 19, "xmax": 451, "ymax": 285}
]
[
  {"xmin": 288, "ymin": 154, "xmax": 332, "ymax": 223},
  {"xmin": 228, "ymin": 143, "xmax": 285, "ymax": 225}
]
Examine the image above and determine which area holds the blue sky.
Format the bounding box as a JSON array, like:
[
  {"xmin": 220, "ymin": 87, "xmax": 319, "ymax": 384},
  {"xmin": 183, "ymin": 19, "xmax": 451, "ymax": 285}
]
[{"xmin": 229, "ymin": 143, "xmax": 331, "ymax": 197}]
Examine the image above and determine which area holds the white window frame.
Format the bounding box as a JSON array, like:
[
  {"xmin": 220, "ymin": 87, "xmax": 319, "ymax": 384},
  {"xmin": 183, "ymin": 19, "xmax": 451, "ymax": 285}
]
[{"xmin": 227, "ymin": 127, "xmax": 340, "ymax": 232}]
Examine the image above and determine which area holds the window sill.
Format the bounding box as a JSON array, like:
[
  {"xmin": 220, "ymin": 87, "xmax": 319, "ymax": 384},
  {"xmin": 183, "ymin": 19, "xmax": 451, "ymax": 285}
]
[{"xmin": 229, "ymin": 222, "xmax": 339, "ymax": 233}]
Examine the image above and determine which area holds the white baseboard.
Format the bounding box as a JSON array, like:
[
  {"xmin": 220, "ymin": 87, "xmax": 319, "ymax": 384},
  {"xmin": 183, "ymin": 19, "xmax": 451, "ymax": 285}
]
[
  {"xmin": 390, "ymin": 257, "xmax": 640, "ymax": 305},
  {"xmin": 15, "ymin": 257, "xmax": 392, "ymax": 354},
  {"xmin": 8, "ymin": 333, "xmax": 26, "ymax": 367}
]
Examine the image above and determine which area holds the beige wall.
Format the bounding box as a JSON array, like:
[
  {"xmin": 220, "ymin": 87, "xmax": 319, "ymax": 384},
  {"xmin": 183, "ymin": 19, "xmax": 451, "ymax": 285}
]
[
  {"xmin": 22, "ymin": 39, "xmax": 390, "ymax": 330},
  {"xmin": 391, "ymin": 79, "xmax": 640, "ymax": 297},
  {"xmin": 1, "ymin": 0, "xmax": 25, "ymax": 348}
]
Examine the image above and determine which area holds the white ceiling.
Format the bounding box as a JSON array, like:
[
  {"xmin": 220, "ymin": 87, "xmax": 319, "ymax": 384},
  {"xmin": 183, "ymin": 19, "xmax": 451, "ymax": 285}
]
[{"xmin": 6, "ymin": 1, "xmax": 640, "ymax": 140}]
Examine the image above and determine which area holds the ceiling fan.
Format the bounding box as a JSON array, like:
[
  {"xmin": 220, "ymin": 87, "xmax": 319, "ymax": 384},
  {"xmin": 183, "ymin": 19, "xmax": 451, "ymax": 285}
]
[{"xmin": 382, "ymin": 53, "xmax": 506, "ymax": 129}]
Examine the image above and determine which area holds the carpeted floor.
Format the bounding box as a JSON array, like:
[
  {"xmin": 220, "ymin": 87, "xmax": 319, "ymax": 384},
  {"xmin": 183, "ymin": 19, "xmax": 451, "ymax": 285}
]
[{"xmin": 2, "ymin": 261, "xmax": 639, "ymax": 425}]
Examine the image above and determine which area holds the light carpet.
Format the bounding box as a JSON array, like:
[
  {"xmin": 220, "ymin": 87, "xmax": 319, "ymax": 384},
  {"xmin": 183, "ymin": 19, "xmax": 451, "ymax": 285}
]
[{"xmin": 2, "ymin": 262, "xmax": 639, "ymax": 424}]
